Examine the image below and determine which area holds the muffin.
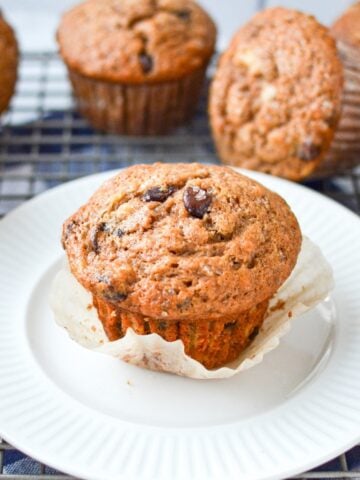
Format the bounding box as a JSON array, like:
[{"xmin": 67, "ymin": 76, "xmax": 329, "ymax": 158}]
[
  {"xmin": 0, "ymin": 11, "xmax": 18, "ymax": 115},
  {"xmin": 317, "ymin": 2, "xmax": 360, "ymax": 175},
  {"xmin": 209, "ymin": 7, "xmax": 343, "ymax": 181},
  {"xmin": 57, "ymin": 0, "xmax": 216, "ymax": 135},
  {"xmin": 60, "ymin": 163, "xmax": 302, "ymax": 369}
]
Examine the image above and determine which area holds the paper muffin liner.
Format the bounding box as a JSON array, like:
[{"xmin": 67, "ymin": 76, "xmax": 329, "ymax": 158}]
[
  {"xmin": 316, "ymin": 41, "xmax": 360, "ymax": 176},
  {"xmin": 50, "ymin": 237, "xmax": 333, "ymax": 379},
  {"xmin": 67, "ymin": 66, "xmax": 207, "ymax": 135}
]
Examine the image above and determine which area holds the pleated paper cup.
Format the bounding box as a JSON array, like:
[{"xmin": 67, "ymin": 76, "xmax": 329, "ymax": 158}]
[
  {"xmin": 67, "ymin": 65, "xmax": 207, "ymax": 136},
  {"xmin": 50, "ymin": 237, "xmax": 333, "ymax": 380},
  {"xmin": 316, "ymin": 41, "xmax": 360, "ymax": 176}
]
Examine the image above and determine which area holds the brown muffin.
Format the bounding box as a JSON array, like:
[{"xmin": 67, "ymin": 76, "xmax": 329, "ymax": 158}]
[
  {"xmin": 209, "ymin": 7, "xmax": 343, "ymax": 181},
  {"xmin": 57, "ymin": 0, "xmax": 216, "ymax": 135},
  {"xmin": 316, "ymin": 2, "xmax": 360, "ymax": 175},
  {"xmin": 62, "ymin": 163, "xmax": 301, "ymax": 369},
  {"xmin": 0, "ymin": 11, "xmax": 18, "ymax": 115}
]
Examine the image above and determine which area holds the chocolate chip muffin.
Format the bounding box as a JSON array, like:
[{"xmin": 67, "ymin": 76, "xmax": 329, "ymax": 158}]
[
  {"xmin": 0, "ymin": 11, "xmax": 18, "ymax": 115},
  {"xmin": 316, "ymin": 2, "xmax": 360, "ymax": 175},
  {"xmin": 209, "ymin": 7, "xmax": 343, "ymax": 181},
  {"xmin": 57, "ymin": 0, "xmax": 216, "ymax": 135},
  {"xmin": 62, "ymin": 163, "xmax": 301, "ymax": 369}
]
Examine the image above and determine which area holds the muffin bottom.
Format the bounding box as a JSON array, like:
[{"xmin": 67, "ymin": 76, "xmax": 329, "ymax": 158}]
[
  {"xmin": 92, "ymin": 296, "xmax": 269, "ymax": 369},
  {"xmin": 67, "ymin": 66, "xmax": 207, "ymax": 135},
  {"xmin": 315, "ymin": 41, "xmax": 360, "ymax": 176}
]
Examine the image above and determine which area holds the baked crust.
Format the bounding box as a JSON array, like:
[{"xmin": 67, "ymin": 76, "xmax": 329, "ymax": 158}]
[
  {"xmin": 63, "ymin": 163, "xmax": 301, "ymax": 320},
  {"xmin": 57, "ymin": 0, "xmax": 216, "ymax": 84},
  {"xmin": 209, "ymin": 7, "xmax": 343, "ymax": 180}
]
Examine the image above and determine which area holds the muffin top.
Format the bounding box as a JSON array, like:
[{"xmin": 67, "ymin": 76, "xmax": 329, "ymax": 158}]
[
  {"xmin": 57, "ymin": 0, "xmax": 216, "ymax": 84},
  {"xmin": 209, "ymin": 7, "xmax": 343, "ymax": 181},
  {"xmin": 62, "ymin": 163, "xmax": 301, "ymax": 320},
  {"xmin": 0, "ymin": 12, "xmax": 18, "ymax": 110},
  {"xmin": 332, "ymin": 2, "xmax": 360, "ymax": 48}
]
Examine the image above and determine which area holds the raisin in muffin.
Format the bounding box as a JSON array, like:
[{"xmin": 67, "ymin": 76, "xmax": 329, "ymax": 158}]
[
  {"xmin": 316, "ymin": 2, "xmax": 360, "ymax": 175},
  {"xmin": 0, "ymin": 11, "xmax": 18, "ymax": 115},
  {"xmin": 57, "ymin": 0, "xmax": 216, "ymax": 135},
  {"xmin": 209, "ymin": 7, "xmax": 343, "ymax": 181},
  {"xmin": 62, "ymin": 163, "xmax": 301, "ymax": 369}
]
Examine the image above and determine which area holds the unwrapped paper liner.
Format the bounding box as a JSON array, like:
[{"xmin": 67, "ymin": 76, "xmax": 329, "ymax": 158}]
[{"xmin": 50, "ymin": 237, "xmax": 333, "ymax": 379}]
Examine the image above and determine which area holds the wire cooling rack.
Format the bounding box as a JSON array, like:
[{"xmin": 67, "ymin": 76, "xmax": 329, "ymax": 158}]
[{"xmin": 0, "ymin": 51, "xmax": 360, "ymax": 479}]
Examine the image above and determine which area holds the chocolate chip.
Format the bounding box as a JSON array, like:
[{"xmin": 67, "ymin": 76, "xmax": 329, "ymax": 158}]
[
  {"xmin": 249, "ymin": 326, "xmax": 260, "ymax": 341},
  {"xmin": 89, "ymin": 222, "xmax": 108, "ymax": 253},
  {"xmin": 224, "ymin": 322, "xmax": 236, "ymax": 330},
  {"xmin": 62, "ymin": 220, "xmax": 78, "ymax": 248},
  {"xmin": 183, "ymin": 186, "xmax": 212, "ymax": 219},
  {"xmin": 175, "ymin": 10, "xmax": 191, "ymax": 20},
  {"xmin": 230, "ymin": 256, "xmax": 242, "ymax": 270},
  {"xmin": 65, "ymin": 220, "xmax": 77, "ymax": 235},
  {"xmin": 297, "ymin": 139, "xmax": 322, "ymax": 162},
  {"xmin": 116, "ymin": 228, "xmax": 125, "ymax": 237},
  {"xmin": 157, "ymin": 321, "xmax": 167, "ymax": 330},
  {"xmin": 176, "ymin": 298, "xmax": 192, "ymax": 310},
  {"xmin": 139, "ymin": 53, "xmax": 153, "ymax": 73},
  {"xmin": 103, "ymin": 290, "xmax": 128, "ymax": 302},
  {"xmin": 143, "ymin": 185, "xmax": 176, "ymax": 202}
]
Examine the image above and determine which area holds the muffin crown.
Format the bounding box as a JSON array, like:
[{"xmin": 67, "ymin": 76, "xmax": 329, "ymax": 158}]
[
  {"xmin": 57, "ymin": 0, "xmax": 216, "ymax": 83},
  {"xmin": 63, "ymin": 163, "xmax": 301, "ymax": 320},
  {"xmin": 332, "ymin": 2, "xmax": 360, "ymax": 48},
  {"xmin": 209, "ymin": 7, "xmax": 343, "ymax": 181}
]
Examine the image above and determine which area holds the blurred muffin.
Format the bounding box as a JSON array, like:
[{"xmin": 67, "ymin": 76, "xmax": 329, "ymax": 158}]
[
  {"xmin": 0, "ymin": 11, "xmax": 18, "ymax": 115},
  {"xmin": 317, "ymin": 2, "xmax": 360, "ymax": 175},
  {"xmin": 57, "ymin": 0, "xmax": 216, "ymax": 135},
  {"xmin": 61, "ymin": 163, "xmax": 301, "ymax": 369},
  {"xmin": 209, "ymin": 7, "xmax": 343, "ymax": 181}
]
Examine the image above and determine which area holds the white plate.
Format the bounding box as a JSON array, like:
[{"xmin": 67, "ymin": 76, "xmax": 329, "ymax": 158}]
[{"xmin": 0, "ymin": 168, "xmax": 360, "ymax": 480}]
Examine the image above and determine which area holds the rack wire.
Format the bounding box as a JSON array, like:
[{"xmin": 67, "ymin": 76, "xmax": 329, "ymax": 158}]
[{"xmin": 0, "ymin": 51, "xmax": 359, "ymax": 479}]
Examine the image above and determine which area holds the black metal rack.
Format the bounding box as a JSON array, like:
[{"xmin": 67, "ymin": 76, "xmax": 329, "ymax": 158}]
[{"xmin": 0, "ymin": 51, "xmax": 359, "ymax": 479}]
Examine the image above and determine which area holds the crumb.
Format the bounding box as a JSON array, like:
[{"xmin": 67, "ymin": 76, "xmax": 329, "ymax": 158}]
[
  {"xmin": 91, "ymin": 325, "xmax": 96, "ymax": 332},
  {"xmin": 288, "ymin": 310, "xmax": 293, "ymax": 318},
  {"xmin": 126, "ymin": 379, "xmax": 133, "ymax": 386},
  {"xmin": 86, "ymin": 303, "xmax": 93, "ymax": 310}
]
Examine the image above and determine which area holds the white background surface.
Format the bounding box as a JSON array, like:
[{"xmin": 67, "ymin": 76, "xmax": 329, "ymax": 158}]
[{"xmin": 1, "ymin": 0, "xmax": 355, "ymax": 52}]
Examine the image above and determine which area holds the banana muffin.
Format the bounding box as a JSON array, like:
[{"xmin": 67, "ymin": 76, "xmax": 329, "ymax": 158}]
[
  {"xmin": 0, "ymin": 11, "xmax": 18, "ymax": 115},
  {"xmin": 57, "ymin": 0, "xmax": 216, "ymax": 135},
  {"xmin": 61, "ymin": 163, "xmax": 301, "ymax": 369},
  {"xmin": 317, "ymin": 2, "xmax": 360, "ymax": 175},
  {"xmin": 209, "ymin": 7, "xmax": 343, "ymax": 181}
]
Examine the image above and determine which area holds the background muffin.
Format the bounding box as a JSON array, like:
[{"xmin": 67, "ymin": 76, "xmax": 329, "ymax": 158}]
[
  {"xmin": 0, "ymin": 11, "xmax": 18, "ymax": 115},
  {"xmin": 57, "ymin": 0, "xmax": 216, "ymax": 135},
  {"xmin": 317, "ymin": 2, "xmax": 360, "ymax": 175},
  {"xmin": 209, "ymin": 7, "xmax": 343, "ymax": 181},
  {"xmin": 62, "ymin": 163, "xmax": 301, "ymax": 369}
]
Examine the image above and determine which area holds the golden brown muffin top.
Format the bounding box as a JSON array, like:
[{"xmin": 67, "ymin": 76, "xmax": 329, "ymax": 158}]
[
  {"xmin": 209, "ymin": 7, "xmax": 343, "ymax": 181},
  {"xmin": 332, "ymin": 2, "xmax": 360, "ymax": 47},
  {"xmin": 62, "ymin": 163, "xmax": 301, "ymax": 321},
  {"xmin": 0, "ymin": 11, "xmax": 18, "ymax": 112},
  {"xmin": 57, "ymin": 0, "xmax": 216, "ymax": 84}
]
